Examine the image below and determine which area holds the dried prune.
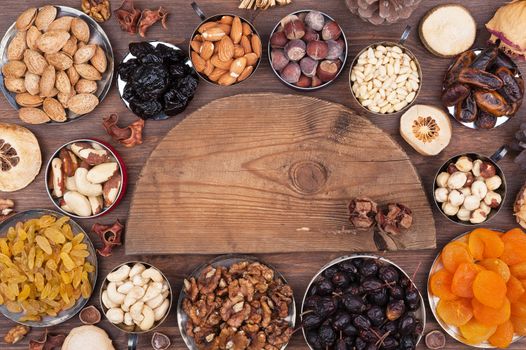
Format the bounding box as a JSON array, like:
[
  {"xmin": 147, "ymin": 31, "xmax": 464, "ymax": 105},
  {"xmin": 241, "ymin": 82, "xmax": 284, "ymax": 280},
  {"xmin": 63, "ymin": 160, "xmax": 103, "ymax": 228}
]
[
  {"xmin": 139, "ymin": 53, "xmax": 164, "ymax": 64},
  {"xmin": 169, "ymin": 64, "xmax": 188, "ymax": 79},
  {"xmin": 118, "ymin": 58, "xmax": 140, "ymax": 82},
  {"xmin": 378, "ymin": 266, "xmax": 399, "ymax": 283},
  {"xmin": 367, "ymin": 305, "xmax": 385, "ymax": 326},
  {"xmin": 332, "ymin": 311, "xmax": 352, "ymax": 330},
  {"xmin": 317, "ymin": 279, "xmax": 335, "ymax": 295},
  {"xmin": 302, "ymin": 313, "xmax": 324, "ymax": 329},
  {"xmin": 129, "ymin": 41, "xmax": 156, "ymax": 58},
  {"xmin": 319, "ymin": 324, "xmax": 336, "ymax": 347},
  {"xmin": 156, "ymin": 43, "xmax": 186, "ymax": 62},
  {"xmin": 359, "ymin": 260, "xmax": 379, "ymax": 277},
  {"xmin": 342, "ymin": 294, "xmax": 365, "ymax": 313},
  {"xmin": 131, "ymin": 63, "xmax": 169, "ymax": 100},
  {"xmin": 332, "ymin": 272, "xmax": 350, "ymax": 289},
  {"xmin": 352, "ymin": 315, "xmax": 371, "ymax": 330},
  {"xmin": 129, "ymin": 99, "xmax": 162, "ymax": 119}
]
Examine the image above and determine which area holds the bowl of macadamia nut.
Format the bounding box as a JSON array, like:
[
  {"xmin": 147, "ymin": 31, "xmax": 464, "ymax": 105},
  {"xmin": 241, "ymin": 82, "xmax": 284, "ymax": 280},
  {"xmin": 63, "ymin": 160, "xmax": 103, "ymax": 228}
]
[
  {"xmin": 433, "ymin": 147, "xmax": 507, "ymax": 225},
  {"xmin": 45, "ymin": 139, "xmax": 127, "ymax": 218},
  {"xmin": 268, "ymin": 10, "xmax": 348, "ymax": 90}
]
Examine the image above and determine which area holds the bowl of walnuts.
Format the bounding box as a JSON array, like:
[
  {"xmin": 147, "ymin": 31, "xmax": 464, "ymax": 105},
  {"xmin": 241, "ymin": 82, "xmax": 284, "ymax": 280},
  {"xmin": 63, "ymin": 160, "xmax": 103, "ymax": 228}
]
[{"xmin": 0, "ymin": 5, "xmax": 113, "ymax": 124}]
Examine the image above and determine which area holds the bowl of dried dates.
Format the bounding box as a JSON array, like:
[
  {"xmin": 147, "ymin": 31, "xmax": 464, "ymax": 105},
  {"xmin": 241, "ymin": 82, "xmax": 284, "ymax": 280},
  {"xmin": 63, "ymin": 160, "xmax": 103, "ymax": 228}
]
[
  {"xmin": 178, "ymin": 255, "xmax": 296, "ymax": 350},
  {"xmin": 268, "ymin": 10, "xmax": 347, "ymax": 90},
  {"xmin": 441, "ymin": 45, "xmax": 524, "ymax": 129},
  {"xmin": 301, "ymin": 255, "xmax": 425, "ymax": 350},
  {"xmin": 118, "ymin": 41, "xmax": 198, "ymax": 120},
  {"xmin": 0, "ymin": 5, "xmax": 114, "ymax": 124},
  {"xmin": 189, "ymin": 2, "xmax": 262, "ymax": 86},
  {"xmin": 45, "ymin": 139, "xmax": 127, "ymax": 219}
]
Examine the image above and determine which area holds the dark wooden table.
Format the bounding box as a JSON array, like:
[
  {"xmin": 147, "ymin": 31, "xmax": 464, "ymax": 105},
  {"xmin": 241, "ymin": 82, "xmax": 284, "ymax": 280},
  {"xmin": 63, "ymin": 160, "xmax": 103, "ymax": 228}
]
[{"xmin": 1, "ymin": 0, "xmax": 524, "ymax": 349}]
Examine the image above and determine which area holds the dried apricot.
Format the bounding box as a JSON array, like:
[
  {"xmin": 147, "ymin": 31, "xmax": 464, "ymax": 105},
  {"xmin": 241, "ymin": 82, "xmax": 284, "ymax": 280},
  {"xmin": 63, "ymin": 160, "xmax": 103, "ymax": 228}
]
[
  {"xmin": 501, "ymin": 228, "xmax": 526, "ymax": 265},
  {"xmin": 473, "ymin": 270, "xmax": 507, "ymax": 309},
  {"xmin": 510, "ymin": 262, "xmax": 526, "ymax": 279},
  {"xmin": 470, "ymin": 228, "xmax": 505, "ymax": 259},
  {"xmin": 507, "ymin": 276, "xmax": 525, "ymax": 303},
  {"xmin": 468, "ymin": 233, "xmax": 484, "ymax": 261},
  {"xmin": 442, "ymin": 241, "xmax": 473, "ymax": 273},
  {"xmin": 488, "ymin": 320, "xmax": 514, "ymax": 348},
  {"xmin": 437, "ymin": 298, "xmax": 473, "ymax": 326},
  {"xmin": 511, "ymin": 300, "xmax": 526, "ymax": 318},
  {"xmin": 452, "ymin": 263, "xmax": 483, "ymax": 298},
  {"xmin": 459, "ymin": 319, "xmax": 497, "ymax": 344},
  {"xmin": 511, "ymin": 315, "xmax": 526, "ymax": 336},
  {"xmin": 430, "ymin": 269, "xmax": 458, "ymax": 300},
  {"xmin": 479, "ymin": 258, "xmax": 511, "ymax": 282},
  {"xmin": 472, "ymin": 297, "xmax": 510, "ymax": 326}
]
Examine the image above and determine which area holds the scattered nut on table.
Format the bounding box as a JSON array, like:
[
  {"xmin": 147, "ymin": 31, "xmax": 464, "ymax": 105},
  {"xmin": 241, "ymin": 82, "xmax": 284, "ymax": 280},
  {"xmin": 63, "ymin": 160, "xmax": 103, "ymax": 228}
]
[
  {"xmin": 3, "ymin": 324, "xmax": 30, "ymax": 344},
  {"xmin": 351, "ymin": 44, "xmax": 420, "ymax": 114},
  {"xmin": 81, "ymin": 0, "xmax": 111, "ymax": 22}
]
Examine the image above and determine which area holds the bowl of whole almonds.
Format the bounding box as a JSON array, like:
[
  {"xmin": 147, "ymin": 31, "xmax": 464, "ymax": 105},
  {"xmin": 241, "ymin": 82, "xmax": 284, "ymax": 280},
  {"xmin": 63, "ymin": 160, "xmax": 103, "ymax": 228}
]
[
  {"xmin": 349, "ymin": 26, "xmax": 422, "ymax": 115},
  {"xmin": 45, "ymin": 139, "xmax": 127, "ymax": 219},
  {"xmin": 0, "ymin": 5, "xmax": 114, "ymax": 124}
]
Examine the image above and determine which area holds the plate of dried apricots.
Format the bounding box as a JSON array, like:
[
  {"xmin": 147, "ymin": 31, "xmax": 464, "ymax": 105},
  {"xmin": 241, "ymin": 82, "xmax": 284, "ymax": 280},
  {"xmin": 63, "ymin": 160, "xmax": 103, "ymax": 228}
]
[{"xmin": 428, "ymin": 228, "xmax": 526, "ymax": 348}]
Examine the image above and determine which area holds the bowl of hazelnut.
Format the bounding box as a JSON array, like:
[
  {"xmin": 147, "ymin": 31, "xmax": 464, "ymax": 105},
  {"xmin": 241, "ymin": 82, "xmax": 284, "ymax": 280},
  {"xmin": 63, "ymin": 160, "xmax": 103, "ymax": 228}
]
[
  {"xmin": 188, "ymin": 2, "xmax": 262, "ymax": 86},
  {"xmin": 433, "ymin": 146, "xmax": 508, "ymax": 225},
  {"xmin": 268, "ymin": 10, "xmax": 348, "ymax": 90}
]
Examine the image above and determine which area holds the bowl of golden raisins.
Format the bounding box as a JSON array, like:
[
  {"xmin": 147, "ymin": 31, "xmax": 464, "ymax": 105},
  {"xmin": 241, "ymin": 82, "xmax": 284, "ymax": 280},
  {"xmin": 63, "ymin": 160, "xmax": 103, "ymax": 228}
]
[{"xmin": 0, "ymin": 209, "xmax": 97, "ymax": 326}]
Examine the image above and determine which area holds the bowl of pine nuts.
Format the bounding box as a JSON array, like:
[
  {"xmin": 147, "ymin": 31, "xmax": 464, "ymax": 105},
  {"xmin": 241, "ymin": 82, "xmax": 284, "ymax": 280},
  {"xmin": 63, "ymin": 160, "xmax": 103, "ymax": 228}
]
[{"xmin": 349, "ymin": 26, "xmax": 422, "ymax": 115}]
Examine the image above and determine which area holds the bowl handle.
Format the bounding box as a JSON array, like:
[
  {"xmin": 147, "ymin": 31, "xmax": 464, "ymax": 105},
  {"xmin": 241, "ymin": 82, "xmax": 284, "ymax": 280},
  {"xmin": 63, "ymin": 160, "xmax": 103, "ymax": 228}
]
[
  {"xmin": 399, "ymin": 25, "xmax": 411, "ymax": 46},
  {"xmin": 490, "ymin": 145, "xmax": 508, "ymax": 163},
  {"xmin": 128, "ymin": 334, "xmax": 138, "ymax": 350},
  {"xmin": 191, "ymin": 2, "xmax": 207, "ymax": 21}
]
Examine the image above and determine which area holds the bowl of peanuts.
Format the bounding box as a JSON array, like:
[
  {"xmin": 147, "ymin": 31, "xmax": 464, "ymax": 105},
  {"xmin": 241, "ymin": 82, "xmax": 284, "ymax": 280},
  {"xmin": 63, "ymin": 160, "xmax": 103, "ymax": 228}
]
[
  {"xmin": 349, "ymin": 26, "xmax": 422, "ymax": 115},
  {"xmin": 188, "ymin": 2, "xmax": 262, "ymax": 86}
]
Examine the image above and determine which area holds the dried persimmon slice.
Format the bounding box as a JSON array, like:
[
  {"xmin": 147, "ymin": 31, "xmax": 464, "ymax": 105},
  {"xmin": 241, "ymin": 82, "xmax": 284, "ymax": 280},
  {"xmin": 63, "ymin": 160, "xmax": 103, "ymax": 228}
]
[
  {"xmin": 436, "ymin": 298, "xmax": 473, "ymax": 327},
  {"xmin": 473, "ymin": 270, "xmax": 507, "ymax": 309},
  {"xmin": 472, "ymin": 297, "xmax": 510, "ymax": 326},
  {"xmin": 430, "ymin": 269, "xmax": 458, "ymax": 301},
  {"xmin": 442, "ymin": 241, "xmax": 473, "ymax": 273},
  {"xmin": 452, "ymin": 262, "xmax": 483, "ymax": 298},
  {"xmin": 488, "ymin": 320, "xmax": 514, "ymax": 348}
]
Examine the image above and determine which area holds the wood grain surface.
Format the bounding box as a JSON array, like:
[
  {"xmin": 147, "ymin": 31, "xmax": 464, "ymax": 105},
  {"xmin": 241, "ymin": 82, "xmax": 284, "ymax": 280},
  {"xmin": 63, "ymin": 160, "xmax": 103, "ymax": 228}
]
[
  {"xmin": 0, "ymin": 0, "xmax": 525, "ymax": 349},
  {"xmin": 127, "ymin": 93, "xmax": 436, "ymax": 254}
]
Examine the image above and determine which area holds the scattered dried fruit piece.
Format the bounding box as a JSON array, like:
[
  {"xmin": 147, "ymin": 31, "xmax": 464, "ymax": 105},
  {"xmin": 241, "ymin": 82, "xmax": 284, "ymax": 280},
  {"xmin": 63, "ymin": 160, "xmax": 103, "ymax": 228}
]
[
  {"xmin": 114, "ymin": 0, "xmax": 141, "ymax": 34},
  {"xmin": 376, "ymin": 203, "xmax": 413, "ymax": 235},
  {"xmin": 425, "ymin": 330, "xmax": 446, "ymax": 349},
  {"xmin": 102, "ymin": 114, "xmax": 144, "ymax": 148},
  {"xmin": 91, "ymin": 220, "xmax": 124, "ymax": 257},
  {"xmin": 79, "ymin": 305, "xmax": 101, "ymax": 324},
  {"xmin": 138, "ymin": 7, "xmax": 168, "ymax": 38},
  {"xmin": 348, "ymin": 197, "xmax": 377, "ymax": 229},
  {"xmin": 29, "ymin": 330, "xmax": 65, "ymax": 350},
  {"xmin": 151, "ymin": 332, "xmax": 170, "ymax": 350}
]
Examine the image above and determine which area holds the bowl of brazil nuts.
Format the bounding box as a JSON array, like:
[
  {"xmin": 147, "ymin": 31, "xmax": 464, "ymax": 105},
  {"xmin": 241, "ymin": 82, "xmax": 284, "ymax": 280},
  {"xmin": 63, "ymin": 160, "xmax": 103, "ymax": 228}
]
[{"xmin": 349, "ymin": 26, "xmax": 422, "ymax": 115}]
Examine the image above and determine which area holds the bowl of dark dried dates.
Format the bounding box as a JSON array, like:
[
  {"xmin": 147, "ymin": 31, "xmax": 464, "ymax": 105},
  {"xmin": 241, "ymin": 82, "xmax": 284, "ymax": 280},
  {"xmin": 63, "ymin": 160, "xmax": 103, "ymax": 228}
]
[
  {"xmin": 301, "ymin": 255, "xmax": 425, "ymax": 350},
  {"xmin": 268, "ymin": 10, "xmax": 347, "ymax": 90}
]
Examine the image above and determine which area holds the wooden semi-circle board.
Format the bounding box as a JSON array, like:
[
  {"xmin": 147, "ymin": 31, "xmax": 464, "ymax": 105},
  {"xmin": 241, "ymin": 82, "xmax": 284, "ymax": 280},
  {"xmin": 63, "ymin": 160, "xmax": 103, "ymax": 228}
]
[{"xmin": 126, "ymin": 93, "xmax": 436, "ymax": 255}]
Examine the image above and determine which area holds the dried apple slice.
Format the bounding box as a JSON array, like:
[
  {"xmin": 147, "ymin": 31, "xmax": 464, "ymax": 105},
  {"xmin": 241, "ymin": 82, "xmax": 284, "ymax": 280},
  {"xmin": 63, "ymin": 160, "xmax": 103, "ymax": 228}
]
[
  {"xmin": 0, "ymin": 123, "xmax": 41, "ymax": 192},
  {"xmin": 400, "ymin": 104, "xmax": 452, "ymax": 156},
  {"xmin": 419, "ymin": 4, "xmax": 476, "ymax": 58}
]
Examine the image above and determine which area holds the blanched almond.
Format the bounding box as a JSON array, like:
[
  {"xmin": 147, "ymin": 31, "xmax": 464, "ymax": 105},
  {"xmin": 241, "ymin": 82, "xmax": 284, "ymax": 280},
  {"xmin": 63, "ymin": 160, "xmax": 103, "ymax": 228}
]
[
  {"xmin": 43, "ymin": 97, "xmax": 66, "ymax": 122},
  {"xmin": 5, "ymin": 77, "xmax": 26, "ymax": 93},
  {"xmin": 90, "ymin": 46, "xmax": 107, "ymax": 74},
  {"xmin": 16, "ymin": 8, "xmax": 37, "ymax": 31},
  {"xmin": 2, "ymin": 61, "xmax": 27, "ymax": 78},
  {"xmin": 24, "ymin": 49, "xmax": 48, "ymax": 75},
  {"xmin": 7, "ymin": 31, "xmax": 27, "ymax": 60},
  {"xmin": 68, "ymin": 93, "xmax": 99, "ymax": 115},
  {"xmin": 26, "ymin": 26, "xmax": 41, "ymax": 51},
  {"xmin": 55, "ymin": 70, "xmax": 71, "ymax": 95},
  {"xmin": 35, "ymin": 5, "xmax": 57, "ymax": 31},
  {"xmin": 24, "ymin": 73, "xmax": 40, "ymax": 95},
  {"xmin": 71, "ymin": 18, "xmax": 90, "ymax": 43},
  {"xmin": 230, "ymin": 16, "xmax": 243, "ymax": 44},
  {"xmin": 45, "ymin": 52, "xmax": 73, "ymax": 70},
  {"xmin": 40, "ymin": 65, "xmax": 56, "ymax": 97},
  {"xmin": 74, "ymin": 64, "xmax": 102, "ymax": 80},
  {"xmin": 47, "ymin": 16, "xmax": 74, "ymax": 32},
  {"xmin": 37, "ymin": 30, "xmax": 70, "ymax": 53},
  {"xmin": 19, "ymin": 107, "xmax": 50, "ymax": 124},
  {"xmin": 15, "ymin": 93, "xmax": 43, "ymax": 107}
]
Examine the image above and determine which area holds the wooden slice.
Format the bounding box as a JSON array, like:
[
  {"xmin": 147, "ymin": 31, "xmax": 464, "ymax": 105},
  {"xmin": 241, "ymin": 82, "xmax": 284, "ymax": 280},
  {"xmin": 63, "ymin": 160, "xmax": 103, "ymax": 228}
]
[{"xmin": 126, "ymin": 93, "xmax": 436, "ymax": 255}]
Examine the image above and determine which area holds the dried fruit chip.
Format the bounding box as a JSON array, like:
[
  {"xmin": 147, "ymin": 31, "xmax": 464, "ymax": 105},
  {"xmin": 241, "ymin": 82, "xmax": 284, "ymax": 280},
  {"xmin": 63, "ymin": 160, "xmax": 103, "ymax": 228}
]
[
  {"xmin": 437, "ymin": 298, "xmax": 473, "ymax": 326},
  {"xmin": 430, "ymin": 269, "xmax": 458, "ymax": 301},
  {"xmin": 473, "ymin": 270, "xmax": 507, "ymax": 309}
]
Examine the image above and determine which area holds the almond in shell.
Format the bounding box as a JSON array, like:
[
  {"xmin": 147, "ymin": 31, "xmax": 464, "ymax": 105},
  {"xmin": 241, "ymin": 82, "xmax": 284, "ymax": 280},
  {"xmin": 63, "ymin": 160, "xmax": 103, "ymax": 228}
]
[
  {"xmin": 26, "ymin": 26, "xmax": 41, "ymax": 51},
  {"xmin": 39, "ymin": 65, "xmax": 56, "ymax": 97},
  {"xmin": 74, "ymin": 44, "xmax": 96, "ymax": 64},
  {"xmin": 43, "ymin": 97, "xmax": 66, "ymax": 122},
  {"xmin": 7, "ymin": 31, "xmax": 27, "ymax": 61},
  {"xmin": 24, "ymin": 73, "xmax": 40, "ymax": 95},
  {"xmin": 75, "ymin": 79, "xmax": 97, "ymax": 94},
  {"xmin": 47, "ymin": 16, "xmax": 74, "ymax": 32},
  {"xmin": 4, "ymin": 77, "xmax": 26, "ymax": 93},
  {"xmin": 68, "ymin": 93, "xmax": 98, "ymax": 115},
  {"xmin": 19, "ymin": 107, "xmax": 50, "ymax": 124},
  {"xmin": 57, "ymin": 89, "xmax": 75, "ymax": 108},
  {"xmin": 45, "ymin": 52, "xmax": 73, "ymax": 70},
  {"xmin": 15, "ymin": 93, "xmax": 43, "ymax": 107},
  {"xmin": 218, "ymin": 36, "xmax": 234, "ymax": 62},
  {"xmin": 74, "ymin": 64, "xmax": 101, "ymax": 80},
  {"xmin": 230, "ymin": 16, "xmax": 243, "ymax": 44},
  {"xmin": 71, "ymin": 18, "xmax": 90, "ymax": 43},
  {"xmin": 55, "ymin": 70, "xmax": 71, "ymax": 95},
  {"xmin": 2, "ymin": 61, "xmax": 27, "ymax": 78},
  {"xmin": 16, "ymin": 8, "xmax": 37, "ymax": 31},
  {"xmin": 37, "ymin": 30, "xmax": 71, "ymax": 54},
  {"xmin": 67, "ymin": 66, "xmax": 80, "ymax": 85},
  {"xmin": 35, "ymin": 5, "xmax": 57, "ymax": 31},
  {"xmin": 62, "ymin": 36, "xmax": 78, "ymax": 57},
  {"xmin": 90, "ymin": 46, "xmax": 107, "ymax": 74},
  {"xmin": 23, "ymin": 49, "xmax": 48, "ymax": 75}
]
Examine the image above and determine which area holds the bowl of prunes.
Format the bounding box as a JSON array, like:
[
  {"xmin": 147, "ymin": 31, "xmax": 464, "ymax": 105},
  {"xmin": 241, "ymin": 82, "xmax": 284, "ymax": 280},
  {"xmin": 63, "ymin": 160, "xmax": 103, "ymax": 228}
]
[
  {"xmin": 301, "ymin": 255, "xmax": 425, "ymax": 350},
  {"xmin": 117, "ymin": 41, "xmax": 198, "ymax": 120}
]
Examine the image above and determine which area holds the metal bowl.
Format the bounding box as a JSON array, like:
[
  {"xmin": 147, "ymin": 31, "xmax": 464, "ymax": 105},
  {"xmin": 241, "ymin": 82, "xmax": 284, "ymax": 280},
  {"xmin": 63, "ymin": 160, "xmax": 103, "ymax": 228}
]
[
  {"xmin": 428, "ymin": 230, "xmax": 522, "ymax": 347},
  {"xmin": 117, "ymin": 41, "xmax": 194, "ymax": 120},
  {"xmin": 443, "ymin": 48, "xmax": 522, "ymax": 130},
  {"xmin": 177, "ymin": 254, "xmax": 296, "ymax": 350},
  {"xmin": 0, "ymin": 209, "xmax": 98, "ymax": 327},
  {"xmin": 44, "ymin": 138, "xmax": 127, "ymax": 219},
  {"xmin": 268, "ymin": 9, "xmax": 348, "ymax": 91},
  {"xmin": 432, "ymin": 147, "xmax": 507, "ymax": 226},
  {"xmin": 349, "ymin": 26, "xmax": 422, "ymax": 116},
  {"xmin": 302, "ymin": 254, "xmax": 426, "ymax": 350},
  {"xmin": 0, "ymin": 5, "xmax": 114, "ymax": 124}
]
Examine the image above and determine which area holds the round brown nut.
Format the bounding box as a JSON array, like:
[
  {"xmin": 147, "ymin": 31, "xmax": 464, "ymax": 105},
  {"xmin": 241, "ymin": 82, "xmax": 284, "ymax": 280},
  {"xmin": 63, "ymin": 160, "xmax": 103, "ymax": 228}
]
[
  {"xmin": 425, "ymin": 330, "xmax": 446, "ymax": 349},
  {"xmin": 322, "ymin": 21, "xmax": 341, "ymax": 41},
  {"xmin": 307, "ymin": 40, "xmax": 328, "ymax": 60},
  {"xmin": 317, "ymin": 60, "xmax": 339, "ymax": 82},
  {"xmin": 270, "ymin": 31, "xmax": 288, "ymax": 49},
  {"xmin": 300, "ymin": 57, "xmax": 318, "ymax": 77},
  {"xmin": 271, "ymin": 50, "xmax": 289, "ymax": 71},
  {"xmin": 280, "ymin": 62, "xmax": 301, "ymax": 84},
  {"xmin": 284, "ymin": 20, "xmax": 305, "ymax": 40},
  {"xmin": 284, "ymin": 39, "xmax": 306, "ymax": 61},
  {"xmin": 479, "ymin": 162, "xmax": 496, "ymax": 178}
]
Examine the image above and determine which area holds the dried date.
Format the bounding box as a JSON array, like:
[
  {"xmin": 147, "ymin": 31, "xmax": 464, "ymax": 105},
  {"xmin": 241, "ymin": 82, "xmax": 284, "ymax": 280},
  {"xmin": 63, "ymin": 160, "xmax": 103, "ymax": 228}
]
[
  {"xmin": 458, "ymin": 68, "xmax": 503, "ymax": 90},
  {"xmin": 474, "ymin": 89, "xmax": 511, "ymax": 116},
  {"xmin": 441, "ymin": 82, "xmax": 470, "ymax": 107},
  {"xmin": 455, "ymin": 93, "xmax": 477, "ymax": 122}
]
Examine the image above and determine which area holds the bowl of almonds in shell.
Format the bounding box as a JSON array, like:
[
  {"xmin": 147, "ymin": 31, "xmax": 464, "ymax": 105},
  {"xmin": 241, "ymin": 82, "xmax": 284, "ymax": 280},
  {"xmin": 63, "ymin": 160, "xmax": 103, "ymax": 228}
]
[{"xmin": 0, "ymin": 5, "xmax": 114, "ymax": 124}]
